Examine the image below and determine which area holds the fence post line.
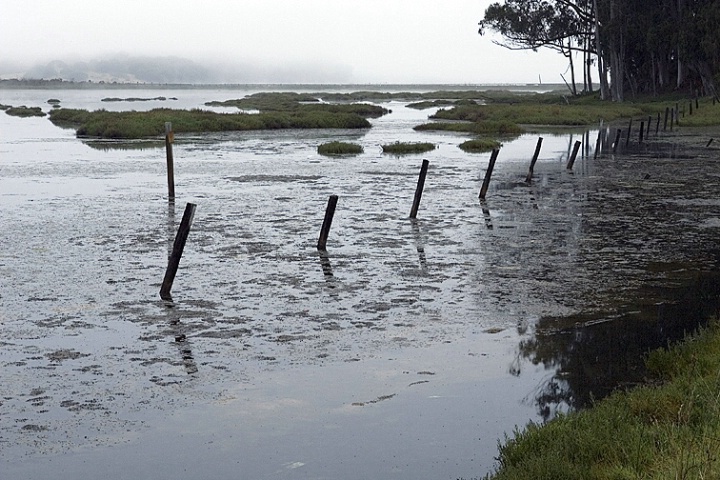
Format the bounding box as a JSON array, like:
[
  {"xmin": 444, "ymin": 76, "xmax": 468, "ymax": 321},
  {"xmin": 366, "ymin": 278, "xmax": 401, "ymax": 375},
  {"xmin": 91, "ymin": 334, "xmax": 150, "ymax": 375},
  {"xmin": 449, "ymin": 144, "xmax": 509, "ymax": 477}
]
[
  {"xmin": 160, "ymin": 202, "xmax": 197, "ymax": 300},
  {"xmin": 317, "ymin": 195, "xmax": 339, "ymax": 251},
  {"xmin": 479, "ymin": 149, "xmax": 500, "ymax": 200},
  {"xmin": 409, "ymin": 159, "xmax": 430, "ymax": 219},
  {"xmin": 525, "ymin": 137, "xmax": 543, "ymax": 183},
  {"xmin": 165, "ymin": 122, "xmax": 176, "ymax": 202},
  {"xmin": 566, "ymin": 140, "xmax": 582, "ymax": 170}
]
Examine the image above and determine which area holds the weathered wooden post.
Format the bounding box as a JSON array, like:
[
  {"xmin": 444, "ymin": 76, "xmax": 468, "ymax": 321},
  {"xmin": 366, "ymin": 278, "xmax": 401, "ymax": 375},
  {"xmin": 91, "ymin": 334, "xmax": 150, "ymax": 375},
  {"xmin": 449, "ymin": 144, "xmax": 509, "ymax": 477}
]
[
  {"xmin": 566, "ymin": 140, "xmax": 582, "ymax": 170},
  {"xmin": 479, "ymin": 149, "xmax": 500, "ymax": 200},
  {"xmin": 689, "ymin": 101, "xmax": 693, "ymax": 115},
  {"xmin": 165, "ymin": 122, "xmax": 176, "ymax": 202},
  {"xmin": 647, "ymin": 116, "xmax": 652, "ymax": 137},
  {"xmin": 613, "ymin": 129, "xmax": 622, "ymax": 153},
  {"xmin": 317, "ymin": 195, "xmax": 338, "ymax": 251},
  {"xmin": 639, "ymin": 121, "xmax": 645, "ymax": 143},
  {"xmin": 525, "ymin": 137, "xmax": 543, "ymax": 183},
  {"xmin": 625, "ymin": 119, "xmax": 632, "ymax": 147},
  {"xmin": 160, "ymin": 202, "xmax": 197, "ymax": 300},
  {"xmin": 409, "ymin": 159, "xmax": 429, "ymax": 219},
  {"xmin": 656, "ymin": 112, "xmax": 661, "ymax": 135},
  {"xmin": 706, "ymin": 138, "xmax": 714, "ymax": 147}
]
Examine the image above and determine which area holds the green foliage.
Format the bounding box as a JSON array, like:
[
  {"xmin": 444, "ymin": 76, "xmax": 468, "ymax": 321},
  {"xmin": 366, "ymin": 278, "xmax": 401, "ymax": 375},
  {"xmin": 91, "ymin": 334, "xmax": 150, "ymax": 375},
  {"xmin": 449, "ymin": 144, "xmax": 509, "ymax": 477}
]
[
  {"xmin": 206, "ymin": 92, "xmax": 389, "ymax": 118},
  {"xmin": 414, "ymin": 121, "xmax": 523, "ymax": 135},
  {"xmin": 488, "ymin": 321, "xmax": 720, "ymax": 480},
  {"xmin": 48, "ymin": 107, "xmax": 371, "ymax": 139},
  {"xmin": 459, "ymin": 139, "xmax": 501, "ymax": 153},
  {"xmin": 381, "ymin": 142, "xmax": 436, "ymax": 154},
  {"xmin": 317, "ymin": 141, "xmax": 363, "ymax": 156},
  {"xmin": 4, "ymin": 105, "xmax": 46, "ymax": 117}
]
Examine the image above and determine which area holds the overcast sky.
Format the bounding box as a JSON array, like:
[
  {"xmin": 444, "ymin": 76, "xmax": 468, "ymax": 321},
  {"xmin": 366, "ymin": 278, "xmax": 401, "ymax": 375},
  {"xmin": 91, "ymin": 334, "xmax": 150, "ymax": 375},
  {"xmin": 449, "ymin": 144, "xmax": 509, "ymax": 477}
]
[{"xmin": 1, "ymin": 0, "xmax": 570, "ymax": 84}]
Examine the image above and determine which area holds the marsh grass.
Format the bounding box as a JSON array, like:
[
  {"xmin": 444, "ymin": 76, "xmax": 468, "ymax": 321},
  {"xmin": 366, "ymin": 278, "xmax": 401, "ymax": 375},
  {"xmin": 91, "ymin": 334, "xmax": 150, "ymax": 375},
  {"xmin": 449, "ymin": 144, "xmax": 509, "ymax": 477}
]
[
  {"xmin": 488, "ymin": 320, "xmax": 720, "ymax": 480},
  {"xmin": 4, "ymin": 105, "xmax": 46, "ymax": 117},
  {"xmin": 381, "ymin": 142, "xmax": 436, "ymax": 154},
  {"xmin": 49, "ymin": 107, "xmax": 371, "ymax": 139},
  {"xmin": 459, "ymin": 139, "xmax": 501, "ymax": 153},
  {"xmin": 206, "ymin": 92, "xmax": 389, "ymax": 118},
  {"xmin": 317, "ymin": 141, "xmax": 363, "ymax": 156},
  {"xmin": 414, "ymin": 121, "xmax": 523, "ymax": 135}
]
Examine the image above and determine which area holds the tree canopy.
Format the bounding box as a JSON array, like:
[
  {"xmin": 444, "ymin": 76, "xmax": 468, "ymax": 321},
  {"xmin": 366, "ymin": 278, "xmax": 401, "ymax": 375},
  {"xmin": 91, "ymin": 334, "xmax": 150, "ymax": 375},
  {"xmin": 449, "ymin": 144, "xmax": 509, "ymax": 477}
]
[{"xmin": 480, "ymin": 0, "xmax": 720, "ymax": 101}]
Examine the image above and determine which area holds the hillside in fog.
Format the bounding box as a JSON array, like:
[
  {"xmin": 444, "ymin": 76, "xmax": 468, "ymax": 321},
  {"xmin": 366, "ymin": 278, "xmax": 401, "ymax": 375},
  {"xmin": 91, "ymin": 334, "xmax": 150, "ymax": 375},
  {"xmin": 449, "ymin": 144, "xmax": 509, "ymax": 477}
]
[{"xmin": 6, "ymin": 54, "xmax": 354, "ymax": 84}]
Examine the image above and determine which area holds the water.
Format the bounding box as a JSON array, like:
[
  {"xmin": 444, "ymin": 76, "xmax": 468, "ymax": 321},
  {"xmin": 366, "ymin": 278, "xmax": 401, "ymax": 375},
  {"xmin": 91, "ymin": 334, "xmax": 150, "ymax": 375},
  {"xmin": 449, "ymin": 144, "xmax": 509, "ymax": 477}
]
[{"xmin": 2, "ymin": 86, "xmax": 720, "ymax": 479}]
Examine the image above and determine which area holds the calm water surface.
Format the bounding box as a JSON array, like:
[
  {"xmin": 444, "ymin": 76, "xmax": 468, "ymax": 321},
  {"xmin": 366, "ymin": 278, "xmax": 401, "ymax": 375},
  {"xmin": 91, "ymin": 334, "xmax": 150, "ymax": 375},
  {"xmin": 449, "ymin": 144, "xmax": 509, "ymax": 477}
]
[{"xmin": 2, "ymin": 86, "xmax": 720, "ymax": 479}]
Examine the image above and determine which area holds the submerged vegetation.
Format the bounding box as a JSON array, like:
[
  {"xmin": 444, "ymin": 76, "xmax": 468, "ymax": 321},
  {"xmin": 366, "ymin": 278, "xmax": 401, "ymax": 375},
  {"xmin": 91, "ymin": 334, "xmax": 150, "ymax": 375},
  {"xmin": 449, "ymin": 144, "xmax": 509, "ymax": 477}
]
[
  {"xmin": 381, "ymin": 142, "xmax": 435, "ymax": 155},
  {"xmin": 488, "ymin": 320, "xmax": 720, "ymax": 480},
  {"xmin": 317, "ymin": 141, "xmax": 363, "ymax": 156},
  {"xmin": 48, "ymin": 107, "xmax": 371, "ymax": 139},
  {"xmin": 2, "ymin": 105, "xmax": 46, "ymax": 117}
]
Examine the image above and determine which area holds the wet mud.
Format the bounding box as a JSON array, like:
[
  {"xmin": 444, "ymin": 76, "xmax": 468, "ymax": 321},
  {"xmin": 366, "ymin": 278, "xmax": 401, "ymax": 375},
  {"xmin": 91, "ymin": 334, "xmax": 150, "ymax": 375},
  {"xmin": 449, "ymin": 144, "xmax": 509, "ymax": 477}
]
[{"xmin": 3, "ymin": 88, "xmax": 720, "ymax": 478}]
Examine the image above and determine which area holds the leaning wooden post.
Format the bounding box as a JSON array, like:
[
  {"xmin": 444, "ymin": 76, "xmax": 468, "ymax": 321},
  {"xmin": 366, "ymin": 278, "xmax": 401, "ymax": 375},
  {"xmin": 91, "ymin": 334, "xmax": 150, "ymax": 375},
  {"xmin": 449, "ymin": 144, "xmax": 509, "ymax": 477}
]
[
  {"xmin": 165, "ymin": 122, "xmax": 176, "ymax": 202},
  {"xmin": 317, "ymin": 195, "xmax": 338, "ymax": 251},
  {"xmin": 409, "ymin": 159, "xmax": 429, "ymax": 219},
  {"xmin": 625, "ymin": 119, "xmax": 633, "ymax": 147},
  {"xmin": 479, "ymin": 149, "xmax": 500, "ymax": 200},
  {"xmin": 160, "ymin": 202, "xmax": 197, "ymax": 300},
  {"xmin": 566, "ymin": 140, "xmax": 582, "ymax": 170},
  {"xmin": 525, "ymin": 137, "xmax": 543, "ymax": 183}
]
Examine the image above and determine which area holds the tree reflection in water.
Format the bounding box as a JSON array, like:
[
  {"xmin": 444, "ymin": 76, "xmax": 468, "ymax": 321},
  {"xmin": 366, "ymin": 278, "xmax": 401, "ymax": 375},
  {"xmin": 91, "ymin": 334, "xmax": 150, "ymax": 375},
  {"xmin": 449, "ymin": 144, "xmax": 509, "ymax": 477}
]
[{"xmin": 515, "ymin": 269, "xmax": 720, "ymax": 421}]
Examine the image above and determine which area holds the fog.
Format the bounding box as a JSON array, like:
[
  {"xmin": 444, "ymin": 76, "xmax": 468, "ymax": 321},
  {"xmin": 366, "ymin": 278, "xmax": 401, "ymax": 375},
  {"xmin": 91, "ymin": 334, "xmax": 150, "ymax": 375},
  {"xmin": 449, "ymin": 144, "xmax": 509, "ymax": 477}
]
[{"xmin": 1, "ymin": 0, "xmax": 569, "ymax": 84}]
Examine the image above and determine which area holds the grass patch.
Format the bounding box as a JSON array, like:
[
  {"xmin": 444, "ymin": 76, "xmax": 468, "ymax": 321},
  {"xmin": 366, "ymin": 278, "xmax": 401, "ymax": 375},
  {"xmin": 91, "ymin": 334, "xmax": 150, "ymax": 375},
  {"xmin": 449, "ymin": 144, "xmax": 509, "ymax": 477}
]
[
  {"xmin": 459, "ymin": 139, "xmax": 501, "ymax": 153},
  {"xmin": 4, "ymin": 105, "xmax": 46, "ymax": 117},
  {"xmin": 488, "ymin": 320, "xmax": 720, "ymax": 480},
  {"xmin": 414, "ymin": 121, "xmax": 524, "ymax": 135},
  {"xmin": 206, "ymin": 92, "xmax": 389, "ymax": 118},
  {"xmin": 317, "ymin": 141, "xmax": 363, "ymax": 156},
  {"xmin": 381, "ymin": 142, "xmax": 436, "ymax": 155},
  {"xmin": 48, "ymin": 107, "xmax": 371, "ymax": 139}
]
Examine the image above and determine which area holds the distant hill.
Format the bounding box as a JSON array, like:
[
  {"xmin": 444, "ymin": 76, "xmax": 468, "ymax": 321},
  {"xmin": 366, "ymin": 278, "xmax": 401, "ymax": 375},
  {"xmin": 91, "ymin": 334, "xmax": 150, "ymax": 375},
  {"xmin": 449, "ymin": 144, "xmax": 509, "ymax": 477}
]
[
  {"xmin": 15, "ymin": 54, "xmax": 353, "ymax": 84},
  {"xmin": 24, "ymin": 55, "xmax": 210, "ymax": 84}
]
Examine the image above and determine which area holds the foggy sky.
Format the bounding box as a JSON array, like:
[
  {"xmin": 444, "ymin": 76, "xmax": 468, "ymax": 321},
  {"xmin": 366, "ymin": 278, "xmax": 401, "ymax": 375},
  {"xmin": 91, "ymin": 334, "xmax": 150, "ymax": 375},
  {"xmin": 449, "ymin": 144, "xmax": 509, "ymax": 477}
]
[{"xmin": 1, "ymin": 0, "xmax": 570, "ymax": 84}]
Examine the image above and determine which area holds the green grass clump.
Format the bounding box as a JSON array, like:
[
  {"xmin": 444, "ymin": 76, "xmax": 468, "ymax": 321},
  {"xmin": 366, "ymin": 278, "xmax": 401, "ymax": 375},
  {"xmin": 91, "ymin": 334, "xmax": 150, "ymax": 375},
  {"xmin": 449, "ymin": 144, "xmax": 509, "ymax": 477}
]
[
  {"xmin": 4, "ymin": 105, "xmax": 46, "ymax": 117},
  {"xmin": 381, "ymin": 142, "xmax": 436, "ymax": 154},
  {"xmin": 488, "ymin": 320, "xmax": 720, "ymax": 480},
  {"xmin": 206, "ymin": 92, "xmax": 389, "ymax": 118},
  {"xmin": 414, "ymin": 121, "xmax": 524, "ymax": 135},
  {"xmin": 459, "ymin": 139, "xmax": 501, "ymax": 153},
  {"xmin": 317, "ymin": 141, "xmax": 363, "ymax": 156},
  {"xmin": 48, "ymin": 107, "xmax": 371, "ymax": 139}
]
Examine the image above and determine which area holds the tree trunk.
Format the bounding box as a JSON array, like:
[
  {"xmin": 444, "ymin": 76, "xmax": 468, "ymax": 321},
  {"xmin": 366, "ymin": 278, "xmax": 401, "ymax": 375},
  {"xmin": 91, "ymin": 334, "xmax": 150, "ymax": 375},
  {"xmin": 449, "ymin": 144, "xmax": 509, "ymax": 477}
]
[{"xmin": 593, "ymin": 0, "xmax": 610, "ymax": 99}]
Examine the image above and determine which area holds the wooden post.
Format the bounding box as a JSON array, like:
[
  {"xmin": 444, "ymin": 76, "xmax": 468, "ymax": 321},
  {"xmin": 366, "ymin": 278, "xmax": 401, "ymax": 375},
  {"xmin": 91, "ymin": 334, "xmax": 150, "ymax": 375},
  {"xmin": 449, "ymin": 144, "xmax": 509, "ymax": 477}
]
[
  {"xmin": 160, "ymin": 202, "xmax": 197, "ymax": 300},
  {"xmin": 706, "ymin": 138, "xmax": 714, "ymax": 147},
  {"xmin": 670, "ymin": 109, "xmax": 674, "ymax": 131},
  {"xmin": 625, "ymin": 119, "xmax": 632, "ymax": 147},
  {"xmin": 479, "ymin": 149, "xmax": 500, "ymax": 200},
  {"xmin": 317, "ymin": 195, "xmax": 338, "ymax": 251},
  {"xmin": 525, "ymin": 137, "xmax": 543, "ymax": 183},
  {"xmin": 647, "ymin": 116, "xmax": 652, "ymax": 137},
  {"xmin": 639, "ymin": 121, "xmax": 644, "ymax": 143},
  {"xmin": 613, "ymin": 129, "xmax": 622, "ymax": 153},
  {"xmin": 689, "ymin": 101, "xmax": 693, "ymax": 115},
  {"xmin": 165, "ymin": 122, "xmax": 176, "ymax": 202},
  {"xmin": 664, "ymin": 107, "xmax": 669, "ymax": 131},
  {"xmin": 409, "ymin": 159, "xmax": 429, "ymax": 219},
  {"xmin": 656, "ymin": 112, "xmax": 661, "ymax": 135},
  {"xmin": 566, "ymin": 140, "xmax": 582, "ymax": 170}
]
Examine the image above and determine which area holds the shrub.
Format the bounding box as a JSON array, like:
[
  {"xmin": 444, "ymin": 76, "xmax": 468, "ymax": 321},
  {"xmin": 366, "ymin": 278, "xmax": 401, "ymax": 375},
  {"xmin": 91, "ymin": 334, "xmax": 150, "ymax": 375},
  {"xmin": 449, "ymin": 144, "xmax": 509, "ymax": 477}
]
[{"xmin": 459, "ymin": 139, "xmax": 501, "ymax": 153}]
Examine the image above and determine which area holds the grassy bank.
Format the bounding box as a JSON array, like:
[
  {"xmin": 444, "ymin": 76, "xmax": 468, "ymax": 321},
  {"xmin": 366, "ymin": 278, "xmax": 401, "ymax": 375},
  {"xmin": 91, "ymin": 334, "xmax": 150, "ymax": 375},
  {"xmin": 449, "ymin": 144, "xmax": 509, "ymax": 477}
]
[
  {"xmin": 48, "ymin": 107, "xmax": 371, "ymax": 139},
  {"xmin": 488, "ymin": 320, "xmax": 720, "ymax": 480}
]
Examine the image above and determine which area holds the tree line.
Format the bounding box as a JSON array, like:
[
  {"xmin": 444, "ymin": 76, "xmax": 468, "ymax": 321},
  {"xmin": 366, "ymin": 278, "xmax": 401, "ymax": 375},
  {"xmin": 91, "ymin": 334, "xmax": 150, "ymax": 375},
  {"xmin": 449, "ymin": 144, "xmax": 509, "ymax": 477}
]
[{"xmin": 479, "ymin": 0, "xmax": 720, "ymax": 101}]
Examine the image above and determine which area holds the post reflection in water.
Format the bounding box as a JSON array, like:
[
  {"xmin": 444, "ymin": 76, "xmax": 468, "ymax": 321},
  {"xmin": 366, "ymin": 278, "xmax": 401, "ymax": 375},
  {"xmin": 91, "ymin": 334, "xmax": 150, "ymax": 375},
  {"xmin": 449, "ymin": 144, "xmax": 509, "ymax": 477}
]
[
  {"xmin": 516, "ymin": 268, "xmax": 720, "ymax": 421},
  {"xmin": 480, "ymin": 202, "xmax": 494, "ymax": 230},
  {"xmin": 410, "ymin": 219, "xmax": 428, "ymax": 271}
]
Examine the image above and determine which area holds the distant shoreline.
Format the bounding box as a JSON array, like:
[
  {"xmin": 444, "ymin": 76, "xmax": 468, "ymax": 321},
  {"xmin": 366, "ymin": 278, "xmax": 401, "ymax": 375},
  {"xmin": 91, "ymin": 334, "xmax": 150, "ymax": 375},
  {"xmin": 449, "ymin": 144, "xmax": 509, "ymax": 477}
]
[{"xmin": 0, "ymin": 78, "xmax": 564, "ymax": 91}]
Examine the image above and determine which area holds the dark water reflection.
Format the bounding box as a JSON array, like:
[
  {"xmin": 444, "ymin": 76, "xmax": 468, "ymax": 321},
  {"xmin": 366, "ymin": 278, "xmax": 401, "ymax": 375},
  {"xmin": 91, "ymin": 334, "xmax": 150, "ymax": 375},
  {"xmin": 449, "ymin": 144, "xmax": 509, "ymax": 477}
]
[{"xmin": 519, "ymin": 262, "xmax": 720, "ymax": 420}]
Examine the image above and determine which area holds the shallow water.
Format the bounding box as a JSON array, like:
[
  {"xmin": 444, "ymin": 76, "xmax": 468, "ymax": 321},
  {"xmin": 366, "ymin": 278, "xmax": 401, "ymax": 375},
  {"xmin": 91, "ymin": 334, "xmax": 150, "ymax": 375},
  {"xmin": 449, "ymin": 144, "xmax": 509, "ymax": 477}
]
[{"xmin": 2, "ymin": 87, "xmax": 720, "ymax": 479}]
